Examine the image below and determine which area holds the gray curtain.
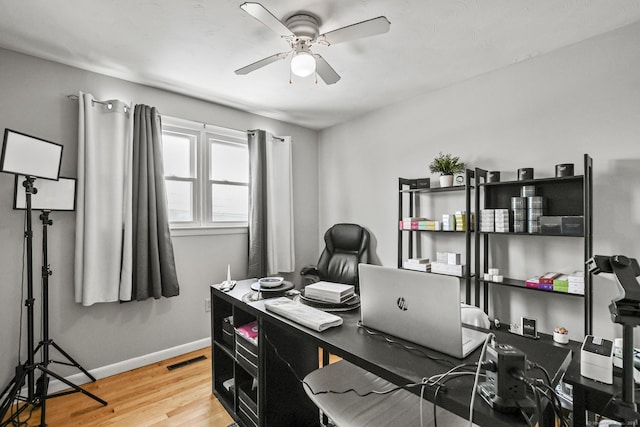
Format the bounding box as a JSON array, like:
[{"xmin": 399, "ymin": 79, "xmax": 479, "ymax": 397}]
[
  {"xmin": 248, "ymin": 129, "xmax": 268, "ymax": 278},
  {"xmin": 131, "ymin": 105, "xmax": 180, "ymax": 300}
]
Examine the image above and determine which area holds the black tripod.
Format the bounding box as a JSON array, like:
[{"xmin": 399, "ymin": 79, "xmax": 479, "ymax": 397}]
[{"xmin": 0, "ymin": 178, "xmax": 107, "ymax": 427}]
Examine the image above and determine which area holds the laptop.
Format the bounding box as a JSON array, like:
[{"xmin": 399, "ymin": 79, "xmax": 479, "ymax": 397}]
[{"xmin": 358, "ymin": 264, "xmax": 487, "ymax": 359}]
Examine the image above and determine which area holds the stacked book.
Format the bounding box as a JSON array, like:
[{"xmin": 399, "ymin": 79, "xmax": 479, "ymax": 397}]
[
  {"xmin": 525, "ymin": 271, "xmax": 585, "ymax": 295},
  {"xmin": 442, "ymin": 214, "xmax": 456, "ymax": 231},
  {"xmin": 552, "ymin": 275, "xmax": 569, "ymax": 292},
  {"xmin": 403, "ymin": 257, "xmax": 431, "ymax": 272},
  {"xmin": 305, "ymin": 281, "xmax": 355, "ymax": 303},
  {"xmin": 454, "ymin": 211, "xmax": 475, "ymax": 231},
  {"xmin": 399, "ymin": 217, "xmax": 441, "ymax": 231},
  {"xmin": 568, "ymin": 272, "xmax": 585, "ymax": 295},
  {"xmin": 495, "ymin": 209, "xmax": 509, "ymax": 232},
  {"xmin": 455, "ymin": 211, "xmax": 467, "ymax": 231},
  {"xmin": 480, "ymin": 210, "xmax": 495, "ymax": 232},
  {"xmin": 538, "ymin": 272, "xmax": 561, "ymax": 291},
  {"xmin": 480, "ymin": 209, "xmax": 509, "ymax": 232}
]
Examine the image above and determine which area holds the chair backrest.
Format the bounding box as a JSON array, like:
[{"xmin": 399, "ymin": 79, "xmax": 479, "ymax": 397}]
[{"xmin": 316, "ymin": 223, "xmax": 370, "ymax": 288}]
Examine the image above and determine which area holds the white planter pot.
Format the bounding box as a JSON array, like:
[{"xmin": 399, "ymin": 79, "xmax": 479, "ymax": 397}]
[{"xmin": 439, "ymin": 175, "xmax": 454, "ymax": 187}]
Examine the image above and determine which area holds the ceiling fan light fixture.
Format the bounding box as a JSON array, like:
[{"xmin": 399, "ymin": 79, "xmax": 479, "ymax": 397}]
[{"xmin": 290, "ymin": 51, "xmax": 316, "ymax": 77}]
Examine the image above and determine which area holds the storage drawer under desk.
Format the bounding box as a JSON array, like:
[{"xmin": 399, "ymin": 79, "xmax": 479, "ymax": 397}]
[
  {"xmin": 238, "ymin": 382, "xmax": 258, "ymax": 427},
  {"xmin": 235, "ymin": 333, "xmax": 258, "ymax": 377}
]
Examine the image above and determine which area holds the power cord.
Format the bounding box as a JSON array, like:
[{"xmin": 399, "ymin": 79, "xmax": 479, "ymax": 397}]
[
  {"xmin": 262, "ymin": 332, "xmax": 447, "ymax": 399},
  {"xmin": 468, "ymin": 332, "xmax": 494, "ymax": 426},
  {"xmin": 431, "ymin": 369, "xmax": 484, "ymax": 427},
  {"xmin": 357, "ymin": 321, "xmax": 456, "ymax": 368},
  {"xmin": 511, "ymin": 369, "xmax": 570, "ymax": 427}
]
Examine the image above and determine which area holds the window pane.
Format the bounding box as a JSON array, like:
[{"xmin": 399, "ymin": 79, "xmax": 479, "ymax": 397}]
[
  {"xmin": 165, "ymin": 180, "xmax": 193, "ymax": 222},
  {"xmin": 210, "ymin": 140, "xmax": 248, "ymax": 183},
  {"xmin": 163, "ymin": 132, "xmax": 195, "ymax": 178},
  {"xmin": 211, "ymin": 184, "xmax": 248, "ymax": 222}
]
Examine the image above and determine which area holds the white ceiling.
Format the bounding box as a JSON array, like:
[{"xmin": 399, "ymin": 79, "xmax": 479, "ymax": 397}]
[{"xmin": 1, "ymin": 1, "xmax": 640, "ymax": 130}]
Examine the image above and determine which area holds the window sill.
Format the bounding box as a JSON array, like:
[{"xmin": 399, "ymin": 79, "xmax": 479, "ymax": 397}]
[{"xmin": 170, "ymin": 226, "xmax": 248, "ymax": 237}]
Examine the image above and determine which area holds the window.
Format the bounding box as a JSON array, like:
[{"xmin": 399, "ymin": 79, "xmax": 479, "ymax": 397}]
[{"xmin": 161, "ymin": 117, "xmax": 248, "ymax": 228}]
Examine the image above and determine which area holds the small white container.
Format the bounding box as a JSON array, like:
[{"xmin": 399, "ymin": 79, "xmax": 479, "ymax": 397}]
[
  {"xmin": 258, "ymin": 276, "xmax": 284, "ymax": 288},
  {"xmin": 553, "ymin": 331, "xmax": 569, "ymax": 344}
]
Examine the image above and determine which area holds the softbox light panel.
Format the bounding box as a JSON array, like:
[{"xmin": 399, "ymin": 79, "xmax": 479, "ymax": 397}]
[
  {"xmin": 13, "ymin": 175, "xmax": 77, "ymax": 211},
  {"xmin": 0, "ymin": 129, "xmax": 62, "ymax": 180}
]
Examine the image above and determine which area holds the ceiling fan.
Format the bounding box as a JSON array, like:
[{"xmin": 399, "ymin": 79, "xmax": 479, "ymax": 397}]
[{"xmin": 235, "ymin": 2, "xmax": 391, "ymax": 84}]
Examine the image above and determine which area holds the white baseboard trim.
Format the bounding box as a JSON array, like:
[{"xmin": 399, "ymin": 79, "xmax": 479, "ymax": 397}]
[{"xmin": 44, "ymin": 337, "xmax": 211, "ymax": 394}]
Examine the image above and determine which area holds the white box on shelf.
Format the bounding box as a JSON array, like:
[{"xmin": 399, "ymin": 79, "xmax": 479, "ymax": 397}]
[{"xmin": 447, "ymin": 252, "xmax": 461, "ymax": 265}]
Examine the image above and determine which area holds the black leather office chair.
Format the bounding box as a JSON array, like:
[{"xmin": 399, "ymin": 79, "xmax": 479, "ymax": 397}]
[{"xmin": 300, "ymin": 223, "xmax": 371, "ymax": 291}]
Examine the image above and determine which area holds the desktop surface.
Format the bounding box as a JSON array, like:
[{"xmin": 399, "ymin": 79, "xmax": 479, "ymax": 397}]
[{"xmin": 213, "ymin": 280, "xmax": 573, "ymax": 427}]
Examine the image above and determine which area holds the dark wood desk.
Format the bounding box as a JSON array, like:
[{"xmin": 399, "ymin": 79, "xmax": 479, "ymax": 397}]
[
  {"xmin": 211, "ymin": 280, "xmax": 573, "ymax": 426},
  {"xmin": 563, "ymin": 351, "xmax": 640, "ymax": 426}
]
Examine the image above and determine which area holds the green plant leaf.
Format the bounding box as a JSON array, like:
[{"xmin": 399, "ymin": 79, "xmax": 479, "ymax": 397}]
[{"xmin": 428, "ymin": 152, "xmax": 465, "ymax": 175}]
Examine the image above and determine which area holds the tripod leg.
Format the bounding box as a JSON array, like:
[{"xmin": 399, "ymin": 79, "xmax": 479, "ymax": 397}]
[
  {"xmin": 37, "ymin": 366, "xmax": 107, "ymax": 406},
  {"xmin": 48, "ymin": 341, "xmax": 97, "ymax": 382}
]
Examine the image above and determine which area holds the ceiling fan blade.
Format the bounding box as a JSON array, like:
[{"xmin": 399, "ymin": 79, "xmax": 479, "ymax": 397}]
[
  {"xmin": 240, "ymin": 2, "xmax": 295, "ymax": 38},
  {"xmin": 319, "ymin": 16, "xmax": 390, "ymax": 45},
  {"xmin": 235, "ymin": 52, "xmax": 290, "ymax": 75},
  {"xmin": 313, "ymin": 54, "xmax": 341, "ymax": 85}
]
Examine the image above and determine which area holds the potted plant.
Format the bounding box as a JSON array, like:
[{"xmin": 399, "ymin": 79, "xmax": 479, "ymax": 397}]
[{"xmin": 429, "ymin": 152, "xmax": 465, "ymax": 187}]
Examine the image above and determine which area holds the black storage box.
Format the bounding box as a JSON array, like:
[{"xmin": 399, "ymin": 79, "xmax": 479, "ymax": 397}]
[
  {"xmin": 487, "ymin": 171, "xmax": 500, "ymax": 183},
  {"xmin": 235, "ymin": 333, "xmax": 258, "ymax": 378},
  {"xmin": 518, "ymin": 168, "xmax": 534, "ymax": 181},
  {"xmin": 222, "ymin": 316, "xmax": 235, "ymax": 348},
  {"xmin": 540, "ymin": 216, "xmax": 584, "ymax": 236},
  {"xmin": 555, "ymin": 163, "xmax": 574, "ymax": 177},
  {"xmin": 238, "ymin": 383, "xmax": 258, "ymax": 427},
  {"xmin": 409, "ymin": 178, "xmax": 430, "ymax": 189}
]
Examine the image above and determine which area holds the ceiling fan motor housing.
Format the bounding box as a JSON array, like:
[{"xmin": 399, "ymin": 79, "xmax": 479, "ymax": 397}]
[{"xmin": 285, "ymin": 14, "xmax": 320, "ymax": 40}]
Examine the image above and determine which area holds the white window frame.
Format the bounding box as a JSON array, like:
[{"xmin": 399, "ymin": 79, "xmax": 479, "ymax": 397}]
[{"xmin": 161, "ymin": 116, "xmax": 248, "ymax": 232}]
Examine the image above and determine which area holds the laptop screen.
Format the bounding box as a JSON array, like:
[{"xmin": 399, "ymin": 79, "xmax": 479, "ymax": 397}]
[{"xmin": 358, "ymin": 264, "xmax": 477, "ymax": 358}]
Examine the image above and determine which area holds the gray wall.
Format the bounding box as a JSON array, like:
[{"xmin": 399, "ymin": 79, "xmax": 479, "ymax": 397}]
[
  {"xmin": 318, "ymin": 22, "xmax": 640, "ymax": 342},
  {"xmin": 0, "ymin": 48, "xmax": 319, "ymax": 387}
]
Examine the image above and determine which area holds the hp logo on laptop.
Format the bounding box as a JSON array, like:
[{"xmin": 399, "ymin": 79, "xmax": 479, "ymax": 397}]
[{"xmin": 396, "ymin": 297, "xmax": 408, "ymax": 311}]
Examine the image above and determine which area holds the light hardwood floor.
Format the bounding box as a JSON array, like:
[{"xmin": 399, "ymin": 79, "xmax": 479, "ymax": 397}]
[{"xmin": 2, "ymin": 347, "xmax": 235, "ymax": 427}]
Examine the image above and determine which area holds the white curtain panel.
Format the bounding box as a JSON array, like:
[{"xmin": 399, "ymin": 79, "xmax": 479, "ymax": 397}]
[
  {"xmin": 74, "ymin": 92, "xmax": 133, "ymax": 306},
  {"xmin": 266, "ymin": 133, "xmax": 295, "ymax": 275}
]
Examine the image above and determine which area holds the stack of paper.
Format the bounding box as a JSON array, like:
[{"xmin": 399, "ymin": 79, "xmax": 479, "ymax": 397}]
[
  {"xmin": 305, "ymin": 281, "xmax": 354, "ymax": 303},
  {"xmin": 403, "ymin": 258, "xmax": 430, "ymax": 272}
]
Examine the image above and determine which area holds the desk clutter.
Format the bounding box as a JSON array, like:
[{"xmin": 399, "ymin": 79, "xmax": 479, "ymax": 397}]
[{"xmin": 211, "ymin": 279, "xmax": 577, "ymax": 426}]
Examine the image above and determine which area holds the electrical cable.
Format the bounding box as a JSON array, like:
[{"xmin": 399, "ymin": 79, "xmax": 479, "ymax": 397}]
[
  {"xmin": 262, "ymin": 332, "xmax": 447, "ymax": 399},
  {"xmin": 420, "ymin": 378, "xmax": 427, "ymax": 427},
  {"xmin": 432, "ymin": 370, "xmax": 485, "ymax": 427},
  {"xmin": 516, "ymin": 405, "xmax": 534, "ymax": 427},
  {"xmin": 357, "ymin": 321, "xmax": 457, "ymax": 368},
  {"xmin": 527, "ymin": 361, "xmax": 551, "ymax": 386},
  {"xmin": 534, "ymin": 382, "xmax": 569, "ymax": 427},
  {"xmin": 468, "ymin": 332, "xmax": 494, "ymax": 426}
]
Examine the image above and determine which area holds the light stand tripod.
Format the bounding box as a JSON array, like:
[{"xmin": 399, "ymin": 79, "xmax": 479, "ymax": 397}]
[
  {"xmin": 32, "ymin": 210, "xmax": 107, "ymax": 425},
  {"xmin": 0, "ymin": 178, "xmax": 106, "ymax": 427}
]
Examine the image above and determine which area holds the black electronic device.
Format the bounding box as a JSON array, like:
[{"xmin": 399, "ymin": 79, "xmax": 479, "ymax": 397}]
[
  {"xmin": 586, "ymin": 254, "xmax": 640, "ymax": 422},
  {"xmin": 477, "ymin": 342, "xmax": 535, "ymax": 413}
]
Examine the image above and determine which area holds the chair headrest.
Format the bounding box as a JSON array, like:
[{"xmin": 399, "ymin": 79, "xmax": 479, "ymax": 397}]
[{"xmin": 325, "ymin": 224, "xmax": 369, "ymax": 253}]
